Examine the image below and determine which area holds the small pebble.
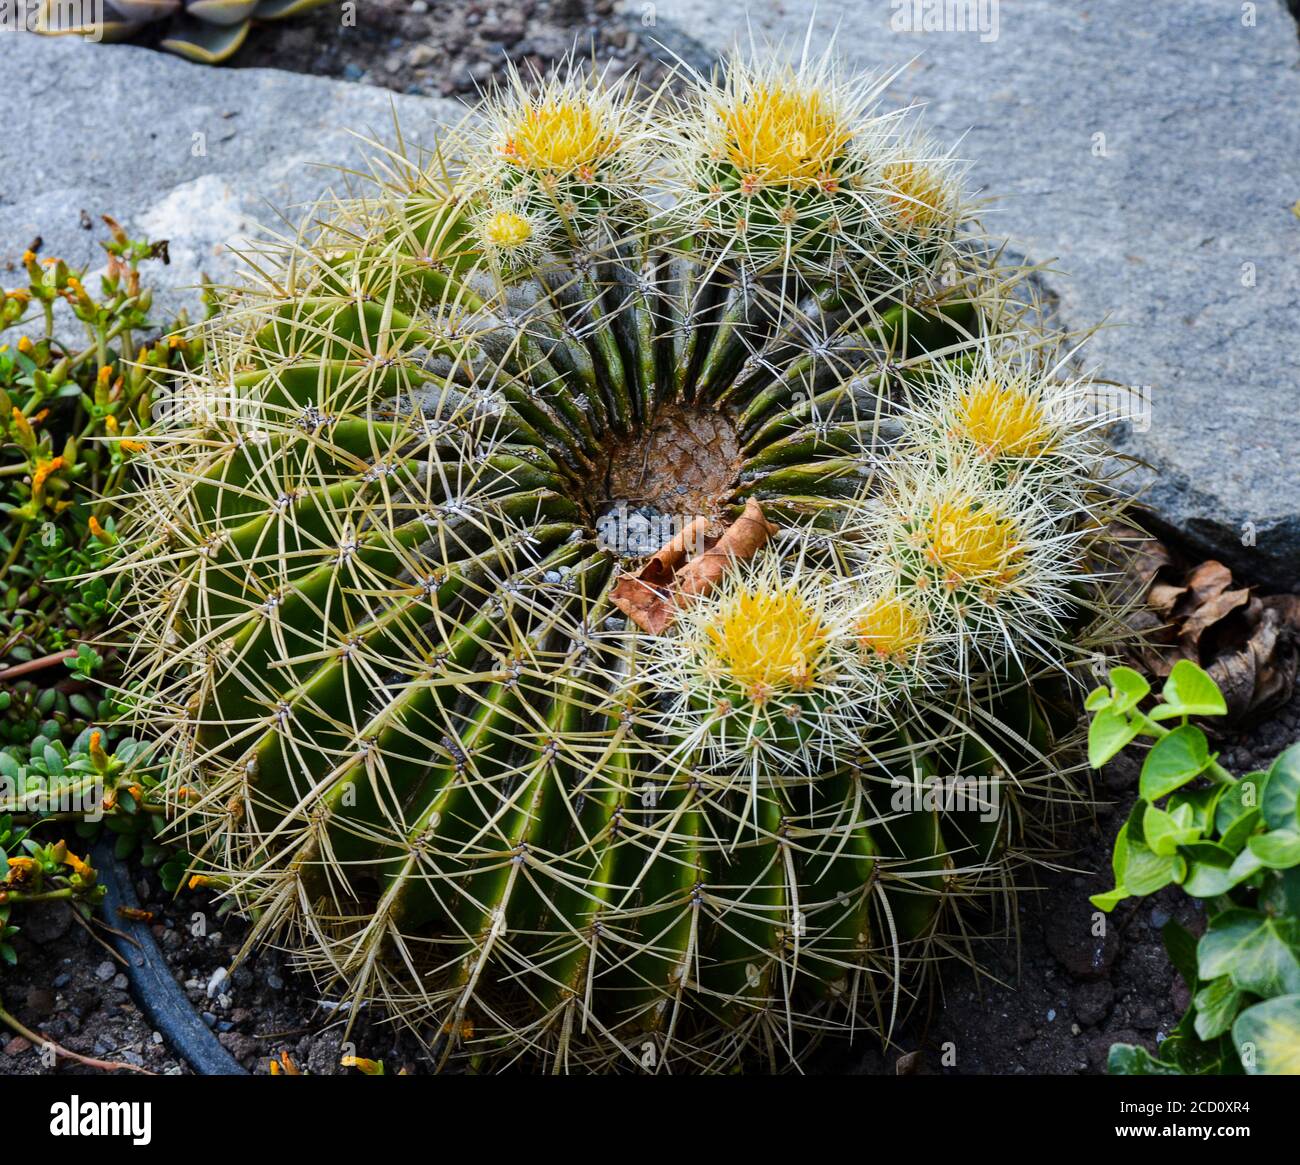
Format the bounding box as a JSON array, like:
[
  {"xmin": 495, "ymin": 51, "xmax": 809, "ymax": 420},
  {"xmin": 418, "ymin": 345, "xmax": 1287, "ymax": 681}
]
[
  {"xmin": 207, "ymin": 967, "xmax": 229, "ymax": 998},
  {"xmin": 201, "ymin": 1012, "xmax": 217, "ymax": 1028},
  {"xmin": 51, "ymin": 973, "xmax": 71, "ymax": 989},
  {"xmin": 112, "ymin": 973, "xmax": 129, "ymax": 991},
  {"xmin": 95, "ymin": 961, "xmax": 116, "ymax": 983}
]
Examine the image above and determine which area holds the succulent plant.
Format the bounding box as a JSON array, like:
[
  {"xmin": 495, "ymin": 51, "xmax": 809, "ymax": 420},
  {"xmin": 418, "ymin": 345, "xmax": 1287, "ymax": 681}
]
[
  {"xmin": 106, "ymin": 47, "xmax": 1125, "ymax": 1072},
  {"xmin": 36, "ymin": 0, "xmax": 329, "ymax": 65}
]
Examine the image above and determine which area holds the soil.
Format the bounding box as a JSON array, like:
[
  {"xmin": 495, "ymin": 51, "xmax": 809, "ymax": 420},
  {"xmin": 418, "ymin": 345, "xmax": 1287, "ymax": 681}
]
[
  {"xmin": 224, "ymin": 0, "xmax": 713, "ymax": 97},
  {"xmin": 1, "ymin": 870, "xmax": 432, "ymax": 1075}
]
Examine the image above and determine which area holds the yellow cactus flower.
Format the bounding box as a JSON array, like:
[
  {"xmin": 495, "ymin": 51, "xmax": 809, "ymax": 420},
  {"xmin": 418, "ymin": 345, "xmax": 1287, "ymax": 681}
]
[
  {"xmin": 856, "ymin": 593, "xmax": 928, "ymax": 660},
  {"xmin": 882, "ymin": 160, "xmax": 950, "ymax": 234},
  {"xmin": 480, "ymin": 209, "xmax": 534, "ymax": 250},
  {"xmin": 954, "ymin": 379, "xmax": 1055, "ymax": 460},
  {"xmin": 704, "ymin": 582, "xmax": 829, "ymax": 701},
  {"xmin": 719, "ymin": 81, "xmax": 850, "ymax": 187},
  {"xmin": 916, "ymin": 496, "xmax": 1025, "ymax": 587},
  {"xmin": 504, "ymin": 99, "xmax": 618, "ymax": 179}
]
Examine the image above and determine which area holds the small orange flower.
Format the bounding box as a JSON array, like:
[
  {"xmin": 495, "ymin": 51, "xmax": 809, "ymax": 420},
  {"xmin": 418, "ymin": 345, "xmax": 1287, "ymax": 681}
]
[
  {"xmin": 31, "ymin": 455, "xmax": 65, "ymax": 495},
  {"xmin": 88, "ymin": 730, "xmax": 110, "ymax": 773},
  {"xmin": 5, "ymin": 856, "xmax": 36, "ymax": 882},
  {"xmin": 11, "ymin": 407, "xmax": 35, "ymax": 445},
  {"xmin": 64, "ymin": 849, "xmax": 95, "ymax": 882}
]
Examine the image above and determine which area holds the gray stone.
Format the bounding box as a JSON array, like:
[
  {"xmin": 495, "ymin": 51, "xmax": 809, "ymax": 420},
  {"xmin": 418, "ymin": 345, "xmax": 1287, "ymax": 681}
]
[
  {"xmin": 654, "ymin": 0, "xmax": 1300, "ymax": 585},
  {"xmin": 305, "ymin": 1028, "xmax": 345, "ymax": 1076},
  {"xmin": 0, "ymin": 34, "xmax": 462, "ymax": 327},
  {"xmin": 5, "ymin": 9, "xmax": 1298, "ymax": 581},
  {"xmin": 19, "ymin": 902, "xmax": 71, "ymax": 945}
]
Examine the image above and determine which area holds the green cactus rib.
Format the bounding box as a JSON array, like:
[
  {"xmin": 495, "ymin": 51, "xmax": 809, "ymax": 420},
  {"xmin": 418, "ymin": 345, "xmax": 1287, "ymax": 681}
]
[{"xmin": 111, "ymin": 158, "xmax": 1091, "ymax": 1074}]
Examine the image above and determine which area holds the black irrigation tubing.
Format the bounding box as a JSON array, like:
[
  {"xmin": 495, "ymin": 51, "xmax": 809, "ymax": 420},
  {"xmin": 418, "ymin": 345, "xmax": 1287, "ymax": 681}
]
[{"xmin": 92, "ymin": 837, "xmax": 249, "ymax": 1076}]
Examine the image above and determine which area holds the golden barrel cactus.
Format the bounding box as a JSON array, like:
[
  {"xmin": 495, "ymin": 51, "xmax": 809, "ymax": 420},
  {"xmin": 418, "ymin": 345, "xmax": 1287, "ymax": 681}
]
[{"xmin": 107, "ymin": 47, "xmax": 1123, "ymax": 1072}]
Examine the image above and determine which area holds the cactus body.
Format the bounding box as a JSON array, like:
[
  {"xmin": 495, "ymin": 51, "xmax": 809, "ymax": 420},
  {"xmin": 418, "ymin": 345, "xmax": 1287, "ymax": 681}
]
[{"xmin": 111, "ymin": 52, "xmax": 1117, "ymax": 1072}]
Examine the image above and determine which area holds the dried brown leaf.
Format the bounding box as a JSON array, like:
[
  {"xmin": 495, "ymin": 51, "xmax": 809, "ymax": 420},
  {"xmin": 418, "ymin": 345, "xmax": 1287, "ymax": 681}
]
[
  {"xmin": 674, "ymin": 498, "xmax": 777, "ymax": 601},
  {"xmin": 610, "ymin": 501, "xmax": 777, "ymax": 634}
]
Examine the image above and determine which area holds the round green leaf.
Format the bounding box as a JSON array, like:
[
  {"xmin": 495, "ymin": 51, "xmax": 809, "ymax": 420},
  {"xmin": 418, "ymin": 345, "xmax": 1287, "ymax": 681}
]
[
  {"xmin": 1089, "ymin": 706, "xmax": 1140, "ymax": 769},
  {"xmin": 1107, "ymin": 1044, "xmax": 1182, "ymax": 1075},
  {"xmin": 1248, "ymin": 829, "xmax": 1300, "ymax": 870},
  {"xmin": 1198, "ymin": 909, "xmax": 1300, "ymax": 997},
  {"xmin": 1157, "ymin": 659, "xmax": 1228, "ymax": 718},
  {"xmin": 1263, "ymin": 744, "xmax": 1300, "ymax": 831},
  {"xmin": 1232, "ymin": 994, "xmax": 1300, "ymax": 1075},
  {"xmin": 1109, "ymin": 666, "xmax": 1151, "ymax": 714},
  {"xmin": 1140, "ymin": 724, "xmax": 1211, "ymax": 801},
  {"xmin": 1194, "ymin": 975, "xmax": 1244, "ymax": 1041},
  {"xmin": 1180, "ymin": 842, "xmax": 1241, "ymax": 898}
]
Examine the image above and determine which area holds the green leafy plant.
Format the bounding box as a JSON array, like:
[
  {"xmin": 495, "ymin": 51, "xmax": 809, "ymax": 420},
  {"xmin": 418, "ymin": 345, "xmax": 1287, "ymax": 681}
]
[
  {"xmin": 0, "ymin": 814, "xmax": 107, "ymax": 966},
  {"xmin": 0, "ymin": 724, "xmax": 169, "ymax": 864},
  {"xmin": 107, "ymin": 47, "xmax": 1129, "ymax": 1072},
  {"xmin": 1087, "ymin": 660, "xmax": 1300, "ymax": 1075},
  {"xmin": 1, "ymin": 217, "xmax": 202, "ymax": 670}
]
